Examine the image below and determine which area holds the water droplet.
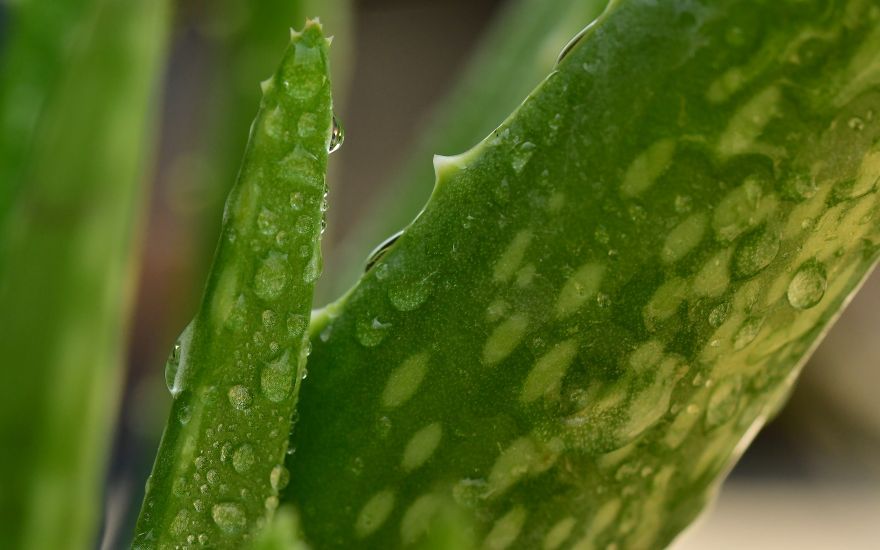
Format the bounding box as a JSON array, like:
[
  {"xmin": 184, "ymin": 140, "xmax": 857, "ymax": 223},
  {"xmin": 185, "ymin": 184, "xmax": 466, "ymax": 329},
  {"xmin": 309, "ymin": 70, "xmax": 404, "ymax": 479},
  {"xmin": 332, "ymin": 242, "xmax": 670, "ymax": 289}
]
[
  {"xmin": 511, "ymin": 141, "xmax": 536, "ymax": 173},
  {"xmin": 193, "ymin": 499, "xmax": 205, "ymax": 512},
  {"xmin": 228, "ymin": 385, "xmax": 252, "ymax": 410},
  {"xmin": 557, "ymin": 26, "xmax": 588, "ymax": 64},
  {"xmin": 261, "ymin": 356, "xmax": 293, "ymax": 402},
  {"xmin": 303, "ymin": 250, "xmax": 323, "ymax": 283},
  {"xmin": 356, "ymin": 316, "xmax": 391, "ymax": 347},
  {"xmin": 212, "ymin": 502, "xmax": 246, "ymax": 533},
  {"xmin": 232, "ymin": 444, "xmax": 255, "ymax": 473},
  {"xmin": 286, "ymin": 313, "xmax": 308, "ymax": 337},
  {"xmin": 171, "ymin": 509, "xmax": 192, "ymax": 536},
  {"xmin": 198, "ymin": 533, "xmax": 208, "ymax": 545},
  {"xmin": 261, "ymin": 309, "xmax": 277, "ymax": 328},
  {"xmin": 220, "ymin": 443, "xmax": 234, "ymax": 462},
  {"xmin": 165, "ymin": 322, "xmax": 194, "ymax": 396},
  {"xmin": 733, "ymin": 316, "xmax": 764, "ymax": 350},
  {"xmin": 295, "ymin": 216, "xmax": 313, "ymax": 235},
  {"xmin": 177, "ymin": 403, "xmax": 192, "ymax": 425},
  {"xmin": 388, "ymin": 277, "xmax": 432, "ymax": 311},
  {"xmin": 848, "ymin": 116, "xmax": 865, "ymax": 131},
  {"xmin": 732, "ymin": 226, "xmax": 779, "ymax": 278},
  {"xmin": 290, "ymin": 192, "xmax": 304, "ymax": 210},
  {"xmin": 270, "ymin": 464, "xmax": 290, "ymax": 491},
  {"xmin": 207, "ymin": 469, "xmax": 220, "ymax": 485},
  {"xmin": 708, "ymin": 303, "xmax": 730, "ymax": 328},
  {"xmin": 254, "ymin": 254, "xmax": 288, "ymax": 301},
  {"xmin": 787, "ymin": 261, "xmax": 827, "ymax": 309},
  {"xmin": 364, "ymin": 231, "xmax": 403, "ymax": 273},
  {"xmin": 257, "ymin": 208, "xmax": 278, "ymax": 237},
  {"xmin": 329, "ymin": 114, "xmax": 344, "ymax": 153}
]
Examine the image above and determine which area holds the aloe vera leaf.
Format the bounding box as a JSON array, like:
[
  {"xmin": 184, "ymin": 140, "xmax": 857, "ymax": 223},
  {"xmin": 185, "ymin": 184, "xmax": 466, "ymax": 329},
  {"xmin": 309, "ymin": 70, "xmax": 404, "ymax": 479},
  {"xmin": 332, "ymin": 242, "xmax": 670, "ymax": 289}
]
[
  {"xmin": 320, "ymin": 0, "xmax": 609, "ymax": 300},
  {"xmin": 0, "ymin": 0, "xmax": 170, "ymax": 547},
  {"xmin": 0, "ymin": 0, "xmax": 96, "ymax": 225},
  {"xmin": 190, "ymin": 0, "xmax": 352, "ymax": 302},
  {"xmin": 283, "ymin": 0, "xmax": 880, "ymax": 548},
  {"xmin": 133, "ymin": 21, "xmax": 334, "ymax": 548}
]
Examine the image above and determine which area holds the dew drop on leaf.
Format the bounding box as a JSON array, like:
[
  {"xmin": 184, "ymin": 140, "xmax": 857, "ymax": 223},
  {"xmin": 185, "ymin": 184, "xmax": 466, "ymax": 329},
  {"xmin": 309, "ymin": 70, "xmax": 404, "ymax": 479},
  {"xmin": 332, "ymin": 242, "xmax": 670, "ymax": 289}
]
[
  {"xmin": 732, "ymin": 226, "xmax": 779, "ymax": 278},
  {"xmin": 170, "ymin": 509, "xmax": 191, "ymax": 536},
  {"xmin": 787, "ymin": 261, "xmax": 827, "ymax": 309},
  {"xmin": 270, "ymin": 464, "xmax": 290, "ymax": 491},
  {"xmin": 232, "ymin": 444, "xmax": 255, "ymax": 473},
  {"xmin": 177, "ymin": 403, "xmax": 192, "ymax": 425},
  {"xmin": 227, "ymin": 385, "xmax": 252, "ymax": 410},
  {"xmin": 253, "ymin": 254, "xmax": 288, "ymax": 301},
  {"xmin": 388, "ymin": 278, "xmax": 432, "ymax": 311},
  {"xmin": 287, "ymin": 313, "xmax": 308, "ymax": 337},
  {"xmin": 708, "ymin": 302, "xmax": 730, "ymax": 328},
  {"xmin": 165, "ymin": 321, "xmax": 194, "ymax": 395},
  {"xmin": 211, "ymin": 502, "xmax": 246, "ymax": 533},
  {"xmin": 733, "ymin": 316, "xmax": 764, "ymax": 350},
  {"xmin": 364, "ymin": 231, "xmax": 403, "ymax": 274},
  {"xmin": 261, "ymin": 357, "xmax": 293, "ymax": 402},
  {"xmin": 511, "ymin": 141, "xmax": 536, "ymax": 173},
  {"xmin": 356, "ymin": 316, "xmax": 391, "ymax": 347},
  {"xmin": 329, "ymin": 114, "xmax": 344, "ymax": 153},
  {"xmin": 303, "ymin": 250, "xmax": 323, "ymax": 283},
  {"xmin": 290, "ymin": 191, "xmax": 304, "ymax": 210}
]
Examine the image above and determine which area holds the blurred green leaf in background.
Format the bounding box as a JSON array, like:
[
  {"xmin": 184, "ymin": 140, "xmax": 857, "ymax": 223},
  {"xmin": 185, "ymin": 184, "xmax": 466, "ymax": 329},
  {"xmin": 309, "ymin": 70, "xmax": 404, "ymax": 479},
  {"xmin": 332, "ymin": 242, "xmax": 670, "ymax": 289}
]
[{"xmin": 0, "ymin": 0, "xmax": 170, "ymax": 548}]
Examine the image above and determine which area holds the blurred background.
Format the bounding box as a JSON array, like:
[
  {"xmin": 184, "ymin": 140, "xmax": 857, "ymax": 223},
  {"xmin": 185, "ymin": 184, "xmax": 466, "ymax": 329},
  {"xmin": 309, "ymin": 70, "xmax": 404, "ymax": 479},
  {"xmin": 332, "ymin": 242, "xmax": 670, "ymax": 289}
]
[{"xmin": 1, "ymin": 0, "xmax": 878, "ymax": 548}]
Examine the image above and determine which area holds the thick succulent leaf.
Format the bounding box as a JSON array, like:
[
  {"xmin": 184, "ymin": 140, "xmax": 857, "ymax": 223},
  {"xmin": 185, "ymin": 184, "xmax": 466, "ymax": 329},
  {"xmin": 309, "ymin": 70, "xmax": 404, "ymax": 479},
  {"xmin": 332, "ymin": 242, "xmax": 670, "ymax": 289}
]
[
  {"xmin": 0, "ymin": 0, "xmax": 170, "ymax": 547},
  {"xmin": 193, "ymin": 0, "xmax": 352, "ymax": 274},
  {"xmin": 134, "ymin": 21, "xmax": 334, "ymax": 548},
  {"xmin": 283, "ymin": 0, "xmax": 880, "ymax": 548},
  {"xmin": 321, "ymin": 0, "xmax": 609, "ymax": 300}
]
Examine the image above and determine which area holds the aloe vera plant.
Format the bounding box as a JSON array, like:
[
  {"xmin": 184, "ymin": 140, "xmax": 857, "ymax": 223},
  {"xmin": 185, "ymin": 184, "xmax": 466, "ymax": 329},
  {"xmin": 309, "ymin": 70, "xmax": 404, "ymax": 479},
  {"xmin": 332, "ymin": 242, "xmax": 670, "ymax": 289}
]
[
  {"xmin": 133, "ymin": 20, "xmax": 335, "ymax": 548},
  {"xmin": 274, "ymin": 0, "xmax": 880, "ymax": 548},
  {"xmin": 3, "ymin": 0, "xmax": 879, "ymax": 547}
]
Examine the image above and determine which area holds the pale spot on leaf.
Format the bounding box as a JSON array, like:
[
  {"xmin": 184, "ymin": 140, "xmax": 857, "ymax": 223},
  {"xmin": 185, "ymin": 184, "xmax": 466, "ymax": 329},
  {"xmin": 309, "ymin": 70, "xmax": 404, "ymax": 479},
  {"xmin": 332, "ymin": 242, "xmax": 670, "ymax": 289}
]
[{"xmin": 381, "ymin": 353, "xmax": 429, "ymax": 408}]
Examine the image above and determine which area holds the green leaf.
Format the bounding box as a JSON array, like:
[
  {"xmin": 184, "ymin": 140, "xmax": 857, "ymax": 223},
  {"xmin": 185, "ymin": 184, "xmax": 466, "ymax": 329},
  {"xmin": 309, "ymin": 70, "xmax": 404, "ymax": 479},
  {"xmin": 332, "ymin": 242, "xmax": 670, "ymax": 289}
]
[
  {"xmin": 189, "ymin": 0, "xmax": 353, "ymax": 309},
  {"xmin": 320, "ymin": 0, "xmax": 609, "ymax": 300},
  {"xmin": 247, "ymin": 506, "xmax": 311, "ymax": 550},
  {"xmin": 0, "ymin": 0, "xmax": 98, "ymax": 224},
  {"xmin": 0, "ymin": 0, "xmax": 170, "ymax": 547},
  {"xmin": 283, "ymin": 0, "xmax": 880, "ymax": 548},
  {"xmin": 134, "ymin": 20, "xmax": 335, "ymax": 548}
]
